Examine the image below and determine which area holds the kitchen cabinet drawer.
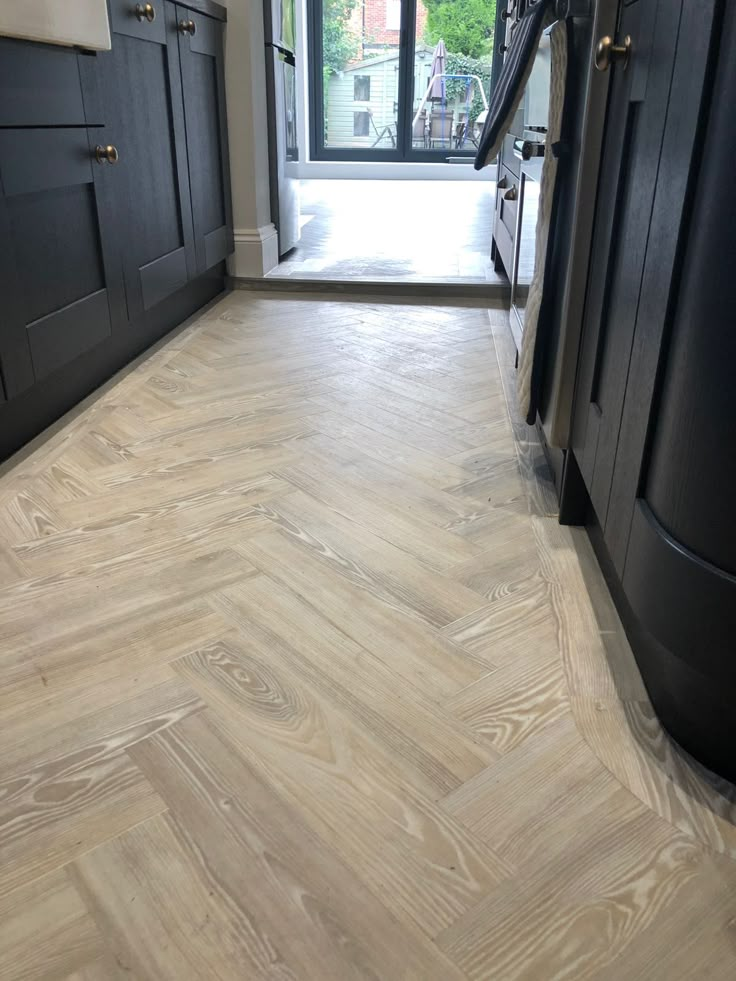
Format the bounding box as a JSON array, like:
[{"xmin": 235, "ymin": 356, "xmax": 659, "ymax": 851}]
[
  {"xmin": 110, "ymin": 0, "xmax": 167, "ymax": 43},
  {"xmin": 0, "ymin": 38, "xmax": 99, "ymax": 127}
]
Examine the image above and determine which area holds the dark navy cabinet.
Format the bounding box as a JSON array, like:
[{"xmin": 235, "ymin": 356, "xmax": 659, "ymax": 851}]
[
  {"xmin": 99, "ymin": 0, "xmax": 197, "ymax": 319},
  {"xmin": 177, "ymin": 5, "xmax": 232, "ymax": 275},
  {"xmin": 0, "ymin": 127, "xmax": 126, "ymax": 397},
  {"xmin": 0, "ymin": 0, "xmax": 231, "ymax": 460},
  {"xmin": 568, "ymin": 0, "xmax": 736, "ymax": 780}
]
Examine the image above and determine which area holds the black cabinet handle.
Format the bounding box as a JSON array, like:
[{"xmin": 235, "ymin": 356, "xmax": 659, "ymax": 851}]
[{"xmin": 179, "ymin": 19, "xmax": 197, "ymax": 36}]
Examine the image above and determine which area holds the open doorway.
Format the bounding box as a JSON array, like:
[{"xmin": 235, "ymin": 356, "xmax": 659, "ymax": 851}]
[{"xmin": 263, "ymin": 0, "xmax": 505, "ymax": 285}]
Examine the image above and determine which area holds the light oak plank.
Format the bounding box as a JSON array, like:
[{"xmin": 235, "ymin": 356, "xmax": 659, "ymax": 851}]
[
  {"xmin": 237, "ymin": 529, "xmax": 493, "ymax": 696},
  {"xmin": 0, "ymin": 549, "xmax": 258, "ymax": 649},
  {"xmin": 447, "ymin": 654, "xmax": 569, "ymax": 755},
  {"xmin": 174, "ymin": 641, "xmax": 511, "ymax": 935},
  {"xmin": 250, "ymin": 491, "xmax": 487, "ymax": 628},
  {"xmin": 212, "ymin": 577, "xmax": 494, "ymax": 787},
  {"xmin": 0, "ymin": 870, "xmax": 106, "ymax": 981},
  {"xmin": 438, "ymin": 803, "xmax": 702, "ymax": 981},
  {"xmin": 72, "ymin": 812, "xmax": 300, "ymax": 981},
  {"xmin": 129, "ymin": 714, "xmax": 468, "ymax": 980}
]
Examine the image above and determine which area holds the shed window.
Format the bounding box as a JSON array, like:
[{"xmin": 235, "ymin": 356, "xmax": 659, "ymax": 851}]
[
  {"xmin": 353, "ymin": 111, "xmax": 370, "ymax": 137},
  {"xmin": 354, "ymin": 76, "xmax": 371, "ymax": 101}
]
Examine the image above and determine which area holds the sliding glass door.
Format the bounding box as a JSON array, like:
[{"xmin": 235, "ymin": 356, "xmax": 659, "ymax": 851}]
[{"xmin": 308, "ymin": 0, "xmax": 499, "ymax": 162}]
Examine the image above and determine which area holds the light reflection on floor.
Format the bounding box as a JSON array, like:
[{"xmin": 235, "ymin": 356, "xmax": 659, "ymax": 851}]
[{"xmin": 268, "ymin": 178, "xmax": 505, "ymax": 285}]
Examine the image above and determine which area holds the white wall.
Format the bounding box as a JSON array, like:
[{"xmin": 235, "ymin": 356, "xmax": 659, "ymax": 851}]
[{"xmin": 223, "ymin": 0, "xmax": 279, "ymax": 277}]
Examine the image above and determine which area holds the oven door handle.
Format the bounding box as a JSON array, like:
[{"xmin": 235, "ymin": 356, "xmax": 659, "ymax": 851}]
[{"xmin": 513, "ymin": 138, "xmax": 546, "ymax": 161}]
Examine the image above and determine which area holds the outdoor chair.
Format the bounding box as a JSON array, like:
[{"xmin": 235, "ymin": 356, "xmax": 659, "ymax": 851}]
[
  {"xmin": 412, "ymin": 110, "xmax": 428, "ymax": 148},
  {"xmin": 368, "ymin": 109, "xmax": 397, "ymax": 148},
  {"xmin": 428, "ymin": 111, "xmax": 454, "ymax": 148}
]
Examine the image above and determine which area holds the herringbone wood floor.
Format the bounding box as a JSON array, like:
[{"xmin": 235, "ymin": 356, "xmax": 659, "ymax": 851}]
[{"xmin": 1, "ymin": 292, "xmax": 735, "ymax": 981}]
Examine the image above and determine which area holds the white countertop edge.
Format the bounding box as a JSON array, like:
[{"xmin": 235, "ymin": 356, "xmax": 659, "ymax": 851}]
[{"xmin": 0, "ymin": 3, "xmax": 111, "ymax": 52}]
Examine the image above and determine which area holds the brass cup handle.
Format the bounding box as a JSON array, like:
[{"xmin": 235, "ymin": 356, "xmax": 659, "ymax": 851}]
[
  {"xmin": 179, "ymin": 18, "xmax": 196, "ymax": 35},
  {"xmin": 503, "ymin": 184, "xmax": 518, "ymax": 201},
  {"xmin": 95, "ymin": 144, "xmax": 120, "ymax": 165},
  {"xmin": 595, "ymin": 34, "xmax": 631, "ymax": 72},
  {"xmin": 135, "ymin": 2, "xmax": 156, "ymax": 22}
]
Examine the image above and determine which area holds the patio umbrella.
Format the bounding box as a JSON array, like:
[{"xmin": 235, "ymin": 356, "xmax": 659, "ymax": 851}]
[{"xmin": 429, "ymin": 39, "xmax": 447, "ymax": 103}]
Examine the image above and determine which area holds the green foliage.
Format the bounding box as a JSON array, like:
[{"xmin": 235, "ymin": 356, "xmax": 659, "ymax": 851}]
[
  {"xmin": 322, "ymin": 0, "xmax": 360, "ymax": 137},
  {"xmin": 423, "ymin": 0, "xmax": 497, "ymax": 61},
  {"xmin": 322, "ymin": 0, "xmax": 360, "ymax": 75},
  {"xmin": 444, "ymin": 51, "xmax": 492, "ymax": 124}
]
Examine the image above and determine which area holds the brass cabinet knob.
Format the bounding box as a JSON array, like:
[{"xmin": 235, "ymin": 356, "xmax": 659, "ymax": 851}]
[
  {"xmin": 595, "ymin": 34, "xmax": 631, "ymax": 72},
  {"xmin": 134, "ymin": 2, "xmax": 156, "ymax": 22},
  {"xmin": 497, "ymin": 175, "xmax": 508, "ymax": 190},
  {"xmin": 179, "ymin": 18, "xmax": 196, "ymax": 35},
  {"xmin": 95, "ymin": 144, "xmax": 120, "ymax": 165},
  {"xmin": 503, "ymin": 184, "xmax": 518, "ymax": 201}
]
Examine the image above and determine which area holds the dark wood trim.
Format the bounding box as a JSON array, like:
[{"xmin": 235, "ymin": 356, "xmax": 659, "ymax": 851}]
[
  {"xmin": 232, "ymin": 276, "xmax": 509, "ymax": 303},
  {"xmin": 176, "ymin": 0, "xmax": 227, "ymax": 22}
]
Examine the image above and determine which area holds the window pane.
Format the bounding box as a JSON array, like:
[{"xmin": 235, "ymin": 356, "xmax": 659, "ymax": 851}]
[
  {"xmin": 354, "ymin": 75, "xmax": 371, "ymax": 101},
  {"xmin": 410, "ymin": 0, "xmax": 496, "ymax": 154},
  {"xmin": 322, "ymin": 0, "xmax": 401, "ymax": 149}
]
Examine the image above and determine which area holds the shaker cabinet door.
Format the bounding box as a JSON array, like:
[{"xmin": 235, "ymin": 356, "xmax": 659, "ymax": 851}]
[
  {"xmin": 0, "ymin": 128, "xmax": 125, "ymax": 398},
  {"xmin": 176, "ymin": 6, "xmax": 233, "ymax": 273},
  {"xmin": 571, "ymin": 0, "xmax": 718, "ymax": 575},
  {"xmin": 100, "ymin": 0, "xmax": 196, "ymax": 320}
]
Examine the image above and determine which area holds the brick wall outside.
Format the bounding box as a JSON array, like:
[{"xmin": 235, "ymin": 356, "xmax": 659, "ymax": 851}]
[{"xmin": 349, "ymin": 0, "xmax": 428, "ymax": 52}]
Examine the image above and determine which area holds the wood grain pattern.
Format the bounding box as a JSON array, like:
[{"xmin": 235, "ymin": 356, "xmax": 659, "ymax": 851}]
[
  {"xmin": 128, "ymin": 714, "xmax": 468, "ymax": 980},
  {"xmin": 0, "ymin": 291, "xmax": 734, "ymax": 978},
  {"xmin": 174, "ymin": 639, "xmax": 510, "ymax": 934},
  {"xmin": 0, "ymin": 870, "xmax": 105, "ymax": 981}
]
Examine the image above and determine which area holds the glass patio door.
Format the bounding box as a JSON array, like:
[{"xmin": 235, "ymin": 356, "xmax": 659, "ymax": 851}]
[{"xmin": 308, "ymin": 0, "xmax": 498, "ymax": 162}]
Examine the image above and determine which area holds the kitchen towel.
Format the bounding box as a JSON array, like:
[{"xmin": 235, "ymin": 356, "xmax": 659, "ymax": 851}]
[
  {"xmin": 474, "ymin": 0, "xmax": 555, "ymax": 170},
  {"xmin": 517, "ymin": 17, "xmax": 568, "ymax": 420}
]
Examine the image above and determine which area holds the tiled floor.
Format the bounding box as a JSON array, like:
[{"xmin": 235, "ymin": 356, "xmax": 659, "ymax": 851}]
[{"xmin": 268, "ymin": 178, "xmax": 506, "ymax": 285}]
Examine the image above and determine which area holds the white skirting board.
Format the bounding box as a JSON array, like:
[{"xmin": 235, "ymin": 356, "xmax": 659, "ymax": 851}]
[{"xmin": 228, "ymin": 225, "xmax": 280, "ymax": 279}]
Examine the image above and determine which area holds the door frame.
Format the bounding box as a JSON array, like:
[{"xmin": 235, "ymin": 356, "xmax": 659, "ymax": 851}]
[{"xmin": 307, "ymin": 0, "xmax": 503, "ymax": 162}]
